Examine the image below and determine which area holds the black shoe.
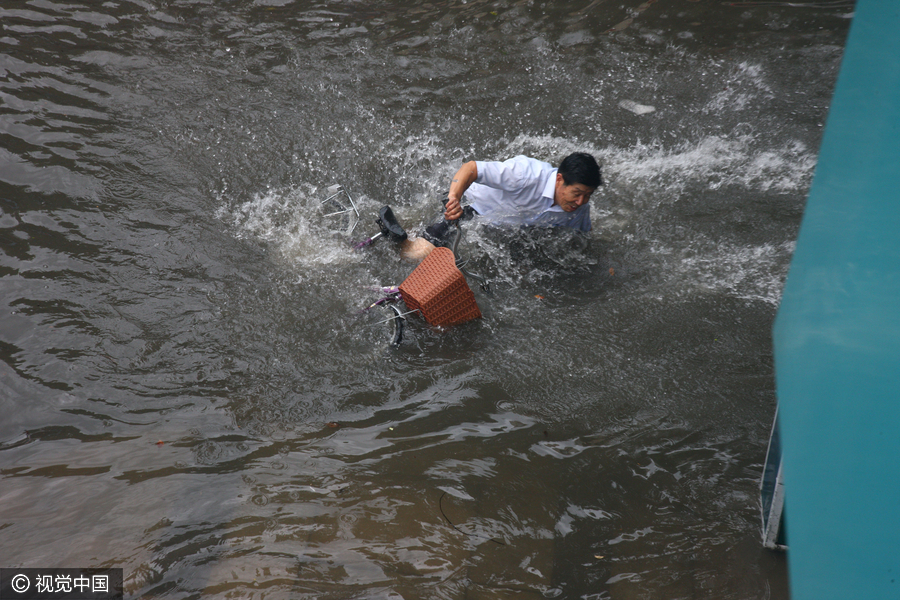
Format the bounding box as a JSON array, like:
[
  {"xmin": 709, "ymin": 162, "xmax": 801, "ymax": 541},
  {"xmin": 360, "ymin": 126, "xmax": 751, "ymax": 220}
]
[
  {"xmin": 423, "ymin": 220, "xmax": 452, "ymax": 248},
  {"xmin": 376, "ymin": 206, "xmax": 408, "ymax": 243},
  {"xmin": 423, "ymin": 205, "xmax": 477, "ymax": 247}
]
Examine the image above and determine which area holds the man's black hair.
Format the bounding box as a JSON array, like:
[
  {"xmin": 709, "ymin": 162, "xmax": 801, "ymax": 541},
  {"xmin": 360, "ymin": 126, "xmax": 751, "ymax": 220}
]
[{"xmin": 558, "ymin": 153, "xmax": 602, "ymax": 188}]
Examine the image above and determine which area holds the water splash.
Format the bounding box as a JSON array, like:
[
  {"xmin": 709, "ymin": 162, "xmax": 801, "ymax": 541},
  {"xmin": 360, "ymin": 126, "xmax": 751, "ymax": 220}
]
[
  {"xmin": 216, "ymin": 184, "xmax": 366, "ymax": 268},
  {"xmin": 609, "ymin": 134, "xmax": 816, "ymax": 201}
]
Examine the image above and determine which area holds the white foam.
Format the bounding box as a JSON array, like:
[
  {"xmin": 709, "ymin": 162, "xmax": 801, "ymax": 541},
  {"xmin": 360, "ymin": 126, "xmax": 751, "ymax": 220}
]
[
  {"xmin": 216, "ymin": 185, "xmax": 363, "ymax": 268},
  {"xmin": 673, "ymin": 240, "xmax": 796, "ymax": 306},
  {"xmin": 608, "ymin": 135, "xmax": 816, "ymax": 202},
  {"xmin": 492, "ymin": 132, "xmax": 815, "ymax": 201},
  {"xmin": 703, "ymin": 61, "xmax": 774, "ymax": 114}
]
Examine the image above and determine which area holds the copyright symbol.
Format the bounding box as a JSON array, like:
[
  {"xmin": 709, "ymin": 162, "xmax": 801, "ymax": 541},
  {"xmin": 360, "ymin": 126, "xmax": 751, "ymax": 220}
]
[{"xmin": 11, "ymin": 574, "xmax": 30, "ymax": 593}]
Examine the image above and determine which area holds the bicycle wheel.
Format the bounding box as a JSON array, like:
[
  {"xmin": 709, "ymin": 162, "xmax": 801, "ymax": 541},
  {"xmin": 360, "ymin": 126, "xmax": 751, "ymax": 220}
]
[{"xmin": 383, "ymin": 303, "xmax": 405, "ymax": 346}]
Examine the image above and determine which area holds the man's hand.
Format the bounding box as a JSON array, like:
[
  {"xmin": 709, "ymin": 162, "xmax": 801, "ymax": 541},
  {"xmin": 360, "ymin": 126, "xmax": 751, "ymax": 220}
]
[
  {"xmin": 444, "ymin": 161, "xmax": 477, "ymax": 221},
  {"xmin": 444, "ymin": 195, "xmax": 464, "ymax": 221}
]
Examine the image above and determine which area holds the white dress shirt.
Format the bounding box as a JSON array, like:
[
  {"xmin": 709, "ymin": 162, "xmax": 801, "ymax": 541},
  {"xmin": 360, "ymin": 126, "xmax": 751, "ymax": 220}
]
[{"xmin": 466, "ymin": 155, "xmax": 591, "ymax": 232}]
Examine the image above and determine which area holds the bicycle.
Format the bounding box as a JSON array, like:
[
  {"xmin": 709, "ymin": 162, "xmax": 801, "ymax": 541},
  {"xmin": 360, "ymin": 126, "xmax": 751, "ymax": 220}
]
[{"xmin": 320, "ymin": 185, "xmax": 490, "ymax": 347}]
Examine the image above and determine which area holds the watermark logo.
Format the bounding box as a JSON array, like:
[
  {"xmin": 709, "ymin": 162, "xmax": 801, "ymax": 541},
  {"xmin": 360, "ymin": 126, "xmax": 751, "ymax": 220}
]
[
  {"xmin": 0, "ymin": 569, "xmax": 122, "ymax": 600},
  {"xmin": 9, "ymin": 575, "xmax": 29, "ymax": 594}
]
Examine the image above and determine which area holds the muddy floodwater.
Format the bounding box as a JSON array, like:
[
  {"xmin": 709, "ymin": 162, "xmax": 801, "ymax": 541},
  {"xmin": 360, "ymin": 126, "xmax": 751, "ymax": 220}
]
[{"xmin": 0, "ymin": 1, "xmax": 852, "ymax": 598}]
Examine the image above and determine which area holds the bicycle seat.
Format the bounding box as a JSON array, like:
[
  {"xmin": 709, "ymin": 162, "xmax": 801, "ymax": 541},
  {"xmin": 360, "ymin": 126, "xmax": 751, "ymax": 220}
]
[{"xmin": 376, "ymin": 206, "xmax": 408, "ymax": 243}]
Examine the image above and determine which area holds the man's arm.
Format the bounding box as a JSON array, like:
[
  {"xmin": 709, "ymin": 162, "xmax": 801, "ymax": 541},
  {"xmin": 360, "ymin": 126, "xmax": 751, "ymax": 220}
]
[{"xmin": 444, "ymin": 161, "xmax": 478, "ymax": 220}]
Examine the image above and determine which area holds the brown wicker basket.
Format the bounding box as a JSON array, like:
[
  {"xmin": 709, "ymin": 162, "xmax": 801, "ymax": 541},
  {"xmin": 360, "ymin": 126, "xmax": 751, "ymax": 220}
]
[{"xmin": 399, "ymin": 247, "xmax": 481, "ymax": 327}]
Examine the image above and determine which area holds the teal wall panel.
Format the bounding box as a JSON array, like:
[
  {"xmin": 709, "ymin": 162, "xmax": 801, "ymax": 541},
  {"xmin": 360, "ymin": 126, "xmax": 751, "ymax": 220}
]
[{"xmin": 773, "ymin": 1, "xmax": 900, "ymax": 598}]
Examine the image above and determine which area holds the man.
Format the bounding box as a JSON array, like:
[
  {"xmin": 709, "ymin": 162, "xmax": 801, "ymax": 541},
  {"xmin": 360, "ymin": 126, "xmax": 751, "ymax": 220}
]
[{"xmin": 401, "ymin": 153, "xmax": 602, "ymax": 260}]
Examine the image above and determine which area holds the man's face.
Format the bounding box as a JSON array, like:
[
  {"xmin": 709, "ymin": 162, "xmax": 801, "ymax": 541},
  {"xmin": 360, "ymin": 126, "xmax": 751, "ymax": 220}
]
[{"xmin": 554, "ymin": 173, "xmax": 595, "ymax": 212}]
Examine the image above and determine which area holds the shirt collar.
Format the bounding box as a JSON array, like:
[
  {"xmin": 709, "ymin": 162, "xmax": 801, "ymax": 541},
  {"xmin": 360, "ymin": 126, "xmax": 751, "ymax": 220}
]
[{"xmin": 542, "ymin": 168, "xmax": 560, "ymax": 212}]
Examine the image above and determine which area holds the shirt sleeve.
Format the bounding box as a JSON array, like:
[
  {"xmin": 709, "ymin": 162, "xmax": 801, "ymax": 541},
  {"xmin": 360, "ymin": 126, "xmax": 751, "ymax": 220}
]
[{"xmin": 474, "ymin": 156, "xmax": 536, "ymax": 193}]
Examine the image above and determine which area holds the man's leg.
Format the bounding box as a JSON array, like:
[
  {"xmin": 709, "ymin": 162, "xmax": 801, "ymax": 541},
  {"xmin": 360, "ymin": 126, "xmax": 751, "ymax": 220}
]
[
  {"xmin": 400, "ymin": 236, "xmax": 436, "ymax": 262},
  {"xmin": 398, "ymin": 205, "xmax": 477, "ymax": 263}
]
